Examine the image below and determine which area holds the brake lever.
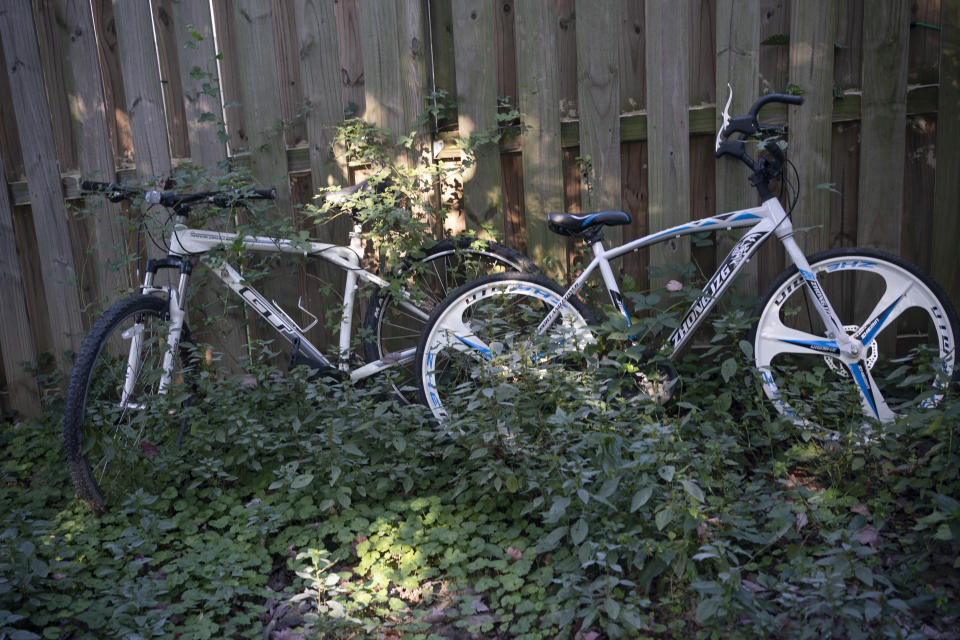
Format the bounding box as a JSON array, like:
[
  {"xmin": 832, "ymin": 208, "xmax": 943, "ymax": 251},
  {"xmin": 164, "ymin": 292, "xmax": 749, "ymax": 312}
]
[{"xmin": 715, "ymin": 83, "xmax": 734, "ymax": 153}]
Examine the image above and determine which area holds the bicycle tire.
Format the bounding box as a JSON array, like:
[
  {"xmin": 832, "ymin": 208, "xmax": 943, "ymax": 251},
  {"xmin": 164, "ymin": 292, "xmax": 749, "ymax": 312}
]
[
  {"xmin": 362, "ymin": 237, "xmax": 538, "ymax": 403},
  {"xmin": 414, "ymin": 272, "xmax": 594, "ymax": 421},
  {"xmin": 63, "ymin": 295, "xmax": 197, "ymax": 513},
  {"xmin": 751, "ymin": 247, "xmax": 959, "ymax": 430}
]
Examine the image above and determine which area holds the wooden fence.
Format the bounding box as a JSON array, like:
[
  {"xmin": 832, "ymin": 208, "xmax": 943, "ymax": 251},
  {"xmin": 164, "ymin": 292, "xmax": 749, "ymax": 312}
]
[{"xmin": 1, "ymin": 0, "xmax": 957, "ymax": 416}]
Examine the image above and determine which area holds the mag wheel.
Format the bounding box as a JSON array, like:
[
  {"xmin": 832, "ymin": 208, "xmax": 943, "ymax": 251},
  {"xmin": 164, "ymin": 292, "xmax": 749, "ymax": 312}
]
[
  {"xmin": 415, "ymin": 272, "xmax": 594, "ymax": 422},
  {"xmin": 752, "ymin": 248, "xmax": 959, "ymax": 432},
  {"xmin": 63, "ymin": 295, "xmax": 197, "ymax": 513},
  {"xmin": 363, "ymin": 238, "xmax": 537, "ymax": 403}
]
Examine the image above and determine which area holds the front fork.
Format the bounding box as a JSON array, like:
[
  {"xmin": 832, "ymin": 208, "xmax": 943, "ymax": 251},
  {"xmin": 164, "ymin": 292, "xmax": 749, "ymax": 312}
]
[{"xmin": 121, "ymin": 259, "xmax": 191, "ymax": 404}]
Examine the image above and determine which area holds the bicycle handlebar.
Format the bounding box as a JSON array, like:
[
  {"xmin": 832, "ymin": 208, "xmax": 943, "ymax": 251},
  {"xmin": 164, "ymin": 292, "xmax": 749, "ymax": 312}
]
[{"xmin": 80, "ymin": 180, "xmax": 276, "ymax": 210}]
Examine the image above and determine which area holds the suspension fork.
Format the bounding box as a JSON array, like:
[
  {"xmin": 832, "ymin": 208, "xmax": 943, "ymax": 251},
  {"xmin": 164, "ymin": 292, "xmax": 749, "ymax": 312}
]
[{"xmin": 122, "ymin": 258, "xmax": 192, "ymax": 403}]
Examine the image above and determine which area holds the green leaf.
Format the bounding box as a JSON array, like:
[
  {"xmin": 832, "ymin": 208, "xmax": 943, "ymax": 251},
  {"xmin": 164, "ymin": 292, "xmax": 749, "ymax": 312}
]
[
  {"xmin": 695, "ymin": 597, "xmax": 722, "ymax": 622},
  {"xmin": 570, "ymin": 518, "xmax": 589, "ymax": 545},
  {"xmin": 655, "ymin": 508, "xmax": 674, "ymax": 531},
  {"xmin": 720, "ymin": 357, "xmax": 737, "ymax": 382},
  {"xmin": 658, "ymin": 466, "xmax": 675, "ymax": 482},
  {"xmin": 535, "ymin": 526, "xmax": 568, "ymax": 554},
  {"xmin": 854, "ymin": 565, "xmax": 874, "ymax": 586},
  {"xmin": 291, "ymin": 473, "xmax": 314, "ymax": 489},
  {"xmin": 630, "ymin": 487, "xmax": 653, "ymax": 512},
  {"xmin": 681, "ymin": 479, "xmax": 705, "ymax": 503},
  {"xmin": 605, "ymin": 597, "xmax": 621, "ymax": 621}
]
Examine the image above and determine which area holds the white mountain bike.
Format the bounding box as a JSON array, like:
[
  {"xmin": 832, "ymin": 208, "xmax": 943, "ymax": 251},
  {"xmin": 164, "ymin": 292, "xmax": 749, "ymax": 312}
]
[
  {"xmin": 63, "ymin": 179, "xmax": 535, "ymax": 512},
  {"xmin": 414, "ymin": 91, "xmax": 959, "ymax": 428}
]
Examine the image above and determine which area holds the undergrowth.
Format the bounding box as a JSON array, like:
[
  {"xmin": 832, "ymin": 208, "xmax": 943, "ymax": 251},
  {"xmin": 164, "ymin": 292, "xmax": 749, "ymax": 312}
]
[{"xmin": 2, "ymin": 310, "xmax": 959, "ymax": 639}]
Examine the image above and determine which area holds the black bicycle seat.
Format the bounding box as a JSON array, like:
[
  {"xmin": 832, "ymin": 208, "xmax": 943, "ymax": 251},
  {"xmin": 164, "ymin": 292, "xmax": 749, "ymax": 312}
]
[{"xmin": 548, "ymin": 211, "xmax": 632, "ymax": 237}]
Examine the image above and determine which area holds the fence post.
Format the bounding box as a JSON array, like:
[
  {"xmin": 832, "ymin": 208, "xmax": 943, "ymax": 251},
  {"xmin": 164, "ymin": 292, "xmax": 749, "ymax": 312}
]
[
  {"xmin": 514, "ymin": 2, "xmax": 567, "ymax": 278},
  {"xmin": 575, "ymin": 0, "xmax": 623, "ymax": 246},
  {"xmin": 645, "ymin": 0, "xmax": 691, "ymax": 288},
  {"xmin": 0, "ymin": 0, "xmax": 85, "ymax": 371}
]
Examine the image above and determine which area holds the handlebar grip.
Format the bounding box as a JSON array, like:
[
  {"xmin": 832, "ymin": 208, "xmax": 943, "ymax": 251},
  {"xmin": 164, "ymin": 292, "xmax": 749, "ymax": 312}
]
[
  {"xmin": 250, "ymin": 188, "xmax": 276, "ymax": 200},
  {"xmin": 80, "ymin": 180, "xmax": 113, "ymax": 192}
]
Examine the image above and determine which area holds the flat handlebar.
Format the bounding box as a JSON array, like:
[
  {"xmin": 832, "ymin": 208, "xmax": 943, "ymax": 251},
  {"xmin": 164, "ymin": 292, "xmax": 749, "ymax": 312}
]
[{"xmin": 80, "ymin": 180, "xmax": 276, "ymax": 210}]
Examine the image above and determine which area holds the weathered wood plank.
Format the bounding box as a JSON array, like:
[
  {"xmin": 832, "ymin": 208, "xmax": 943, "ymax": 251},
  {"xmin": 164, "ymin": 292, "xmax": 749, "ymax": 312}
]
[
  {"xmin": 902, "ymin": 116, "xmax": 935, "ymax": 273},
  {"xmin": 758, "ymin": 0, "xmax": 790, "ymax": 94},
  {"xmin": 211, "ymin": 0, "xmax": 247, "ymax": 153},
  {"xmin": 31, "ymin": 0, "xmax": 78, "ymax": 170},
  {"xmin": 111, "ymin": 0, "xmax": 172, "ymax": 180},
  {"xmin": 494, "ymin": 0, "xmax": 518, "ymax": 104},
  {"xmin": 788, "ymin": 0, "xmax": 837, "ymax": 254},
  {"xmin": 645, "ymin": 0, "xmax": 691, "ymax": 285},
  {"xmin": 556, "ymin": 0, "xmax": 578, "ymax": 120},
  {"xmin": 715, "ymin": 0, "xmax": 760, "ymax": 296},
  {"xmin": 0, "ymin": 38, "xmax": 24, "ymax": 181},
  {"xmin": 430, "ymin": 0, "xmax": 457, "ymax": 115},
  {"xmin": 152, "ymin": 0, "xmax": 190, "ymax": 159},
  {"xmin": 453, "ymin": 0, "xmax": 503, "ymax": 236},
  {"xmin": 689, "ymin": 0, "xmax": 716, "ymax": 105},
  {"xmin": 910, "ymin": 0, "xmax": 942, "ymax": 85},
  {"xmin": 91, "ymin": 0, "xmax": 133, "ymax": 165},
  {"xmin": 358, "ymin": 1, "xmax": 404, "ymax": 135},
  {"xmin": 858, "ymin": 0, "xmax": 910, "ymax": 255},
  {"xmin": 271, "ymin": 0, "xmax": 307, "ymax": 147},
  {"xmin": 397, "ymin": 0, "xmax": 430, "ymax": 160},
  {"xmin": 620, "ymin": 0, "xmax": 645, "ymax": 112},
  {"xmin": 0, "ymin": 139, "xmax": 40, "ymax": 416},
  {"xmin": 231, "ymin": 0, "xmax": 296, "ymax": 366},
  {"xmin": 333, "ymin": 0, "xmax": 365, "ymax": 117},
  {"xmin": 294, "ymin": 0, "xmax": 350, "ymax": 350},
  {"xmin": 514, "ymin": 0, "xmax": 567, "ymax": 277},
  {"xmin": 169, "ymin": 0, "xmax": 227, "ymax": 168},
  {"xmin": 58, "ymin": 0, "xmax": 128, "ymax": 305},
  {"xmin": 0, "ymin": 0, "xmax": 85, "ymax": 367},
  {"xmin": 620, "ymin": 140, "xmax": 649, "ymax": 289},
  {"xmin": 932, "ymin": 0, "xmax": 960, "ymax": 307},
  {"xmin": 575, "ymin": 0, "xmax": 622, "ymax": 247}
]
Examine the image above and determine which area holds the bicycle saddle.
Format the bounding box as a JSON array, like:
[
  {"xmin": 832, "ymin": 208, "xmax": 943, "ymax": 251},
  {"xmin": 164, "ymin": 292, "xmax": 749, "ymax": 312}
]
[{"xmin": 547, "ymin": 211, "xmax": 632, "ymax": 237}]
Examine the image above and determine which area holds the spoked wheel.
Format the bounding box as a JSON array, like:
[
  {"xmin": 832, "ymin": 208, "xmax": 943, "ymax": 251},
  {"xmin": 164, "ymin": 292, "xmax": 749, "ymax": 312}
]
[
  {"xmin": 63, "ymin": 295, "xmax": 197, "ymax": 513},
  {"xmin": 415, "ymin": 272, "xmax": 594, "ymax": 422},
  {"xmin": 752, "ymin": 248, "xmax": 959, "ymax": 432},
  {"xmin": 363, "ymin": 238, "xmax": 537, "ymax": 403}
]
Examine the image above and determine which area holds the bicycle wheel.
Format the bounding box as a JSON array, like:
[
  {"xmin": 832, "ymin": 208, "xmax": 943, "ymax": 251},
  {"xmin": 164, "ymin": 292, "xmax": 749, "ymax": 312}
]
[
  {"xmin": 415, "ymin": 272, "xmax": 594, "ymax": 421},
  {"xmin": 63, "ymin": 295, "xmax": 197, "ymax": 513},
  {"xmin": 362, "ymin": 237, "xmax": 537, "ymax": 402},
  {"xmin": 752, "ymin": 248, "xmax": 959, "ymax": 430}
]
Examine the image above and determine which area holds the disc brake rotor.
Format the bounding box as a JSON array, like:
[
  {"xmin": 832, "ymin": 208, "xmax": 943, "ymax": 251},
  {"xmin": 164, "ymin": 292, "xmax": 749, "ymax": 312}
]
[{"xmin": 824, "ymin": 325, "xmax": 878, "ymax": 377}]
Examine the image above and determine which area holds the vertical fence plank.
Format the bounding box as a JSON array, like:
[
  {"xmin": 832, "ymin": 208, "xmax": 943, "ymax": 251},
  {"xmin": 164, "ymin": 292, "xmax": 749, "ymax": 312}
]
[
  {"xmin": 59, "ymin": 0, "xmax": 128, "ymax": 306},
  {"xmin": 788, "ymin": 0, "xmax": 837, "ymax": 254},
  {"xmin": 334, "ymin": 0, "xmax": 365, "ymax": 117},
  {"xmin": 0, "ymin": 146, "xmax": 40, "ymax": 416},
  {"xmin": 555, "ymin": 0, "xmax": 578, "ymax": 120},
  {"xmin": 575, "ymin": 0, "xmax": 622, "ymax": 246},
  {"xmin": 210, "ymin": 0, "xmax": 247, "ymax": 153},
  {"xmin": 0, "ymin": 0, "xmax": 83, "ymax": 363},
  {"xmin": 689, "ymin": 0, "xmax": 716, "ymax": 105},
  {"xmin": 231, "ymin": 0, "xmax": 296, "ymax": 319},
  {"xmin": 645, "ymin": 0, "xmax": 691, "ymax": 285},
  {"xmin": 857, "ymin": 0, "xmax": 910, "ymax": 255},
  {"xmin": 152, "ymin": 0, "xmax": 190, "ymax": 159},
  {"xmin": 169, "ymin": 0, "xmax": 227, "ymax": 168},
  {"xmin": 271, "ymin": 0, "xmax": 307, "ymax": 148},
  {"xmin": 515, "ymin": 1, "xmax": 567, "ymax": 277},
  {"xmin": 932, "ymin": 0, "xmax": 960, "ymax": 307},
  {"xmin": 620, "ymin": 1, "xmax": 645, "ymax": 112},
  {"xmin": 91, "ymin": 0, "xmax": 133, "ymax": 164},
  {"xmin": 759, "ymin": 0, "xmax": 790, "ymax": 94},
  {"xmin": 0, "ymin": 0, "xmax": 85, "ymax": 368},
  {"xmin": 295, "ymin": 0, "xmax": 350, "ymax": 349},
  {"xmin": 112, "ymin": 0, "xmax": 172, "ymax": 181},
  {"xmin": 453, "ymin": 1, "xmax": 503, "ymax": 236},
  {"xmin": 715, "ymin": 0, "xmax": 760, "ymax": 295},
  {"xmin": 359, "ymin": 2, "xmax": 404, "ymax": 137},
  {"xmin": 495, "ymin": 0, "xmax": 518, "ymax": 103},
  {"xmin": 31, "ymin": 0, "xmax": 78, "ymax": 171}
]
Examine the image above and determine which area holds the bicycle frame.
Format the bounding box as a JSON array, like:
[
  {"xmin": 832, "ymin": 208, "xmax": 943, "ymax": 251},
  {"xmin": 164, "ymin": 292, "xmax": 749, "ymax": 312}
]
[
  {"xmin": 539, "ymin": 196, "xmax": 855, "ymax": 361},
  {"xmin": 134, "ymin": 218, "xmax": 429, "ymax": 396}
]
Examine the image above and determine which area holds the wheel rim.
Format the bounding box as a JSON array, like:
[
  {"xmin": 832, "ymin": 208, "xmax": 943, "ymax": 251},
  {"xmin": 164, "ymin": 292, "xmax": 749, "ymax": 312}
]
[
  {"xmin": 373, "ymin": 248, "xmax": 530, "ymax": 402},
  {"xmin": 754, "ymin": 256, "xmax": 956, "ymax": 429},
  {"xmin": 420, "ymin": 279, "xmax": 591, "ymax": 421}
]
